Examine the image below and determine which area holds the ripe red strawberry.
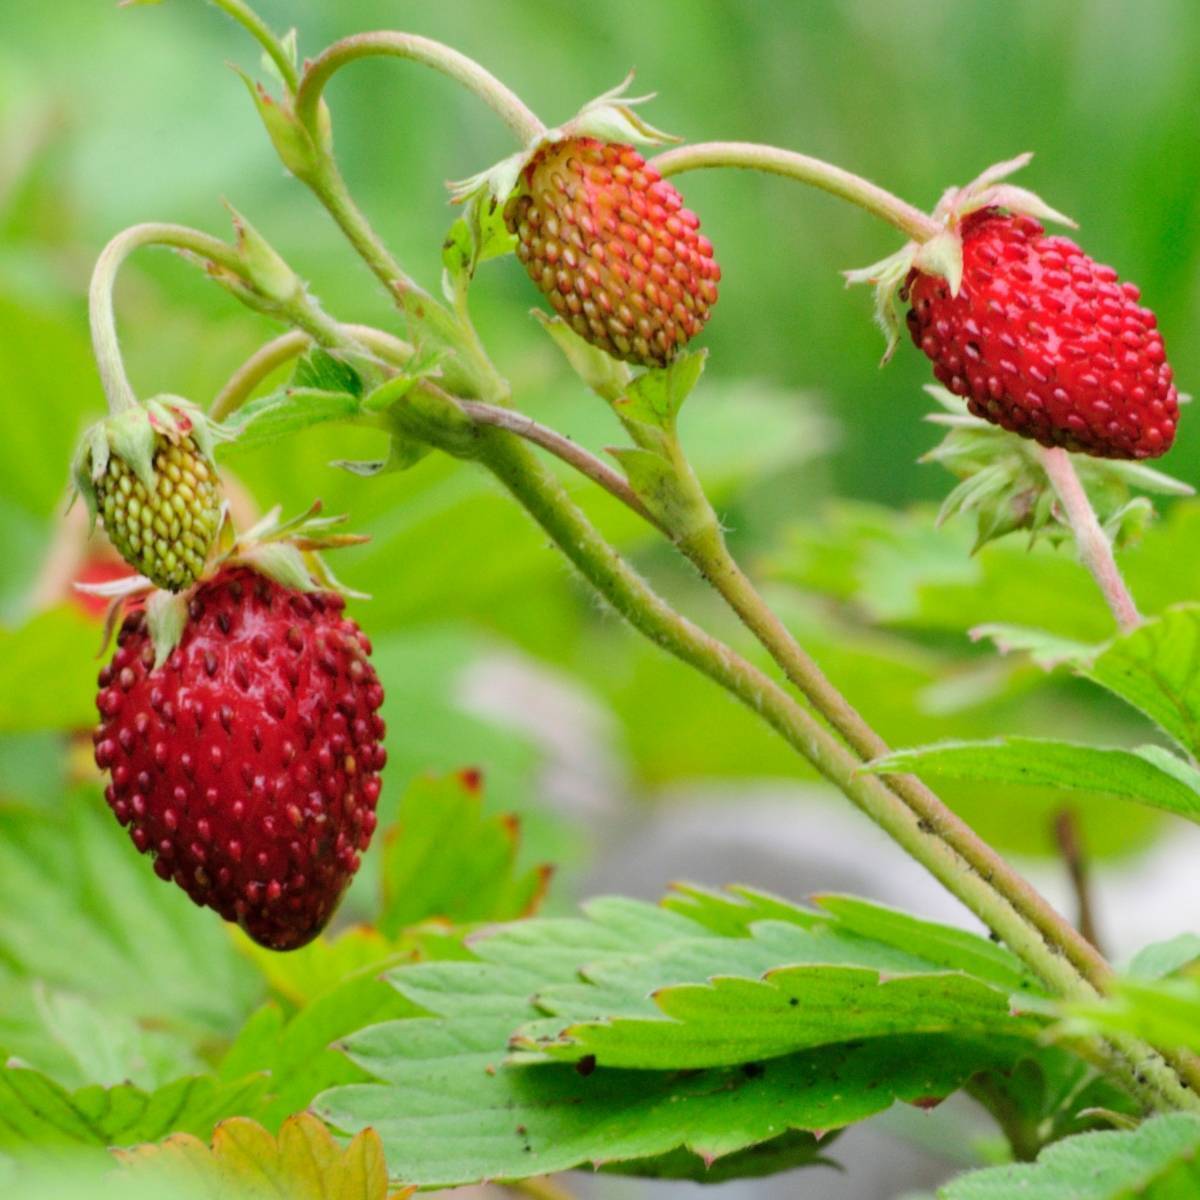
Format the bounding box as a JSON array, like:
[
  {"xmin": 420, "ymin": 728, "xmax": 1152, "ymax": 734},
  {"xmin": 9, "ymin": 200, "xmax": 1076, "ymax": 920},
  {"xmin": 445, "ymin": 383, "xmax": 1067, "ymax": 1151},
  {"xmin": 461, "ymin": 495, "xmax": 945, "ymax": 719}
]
[
  {"xmin": 92, "ymin": 566, "xmax": 386, "ymax": 951},
  {"xmin": 905, "ymin": 208, "xmax": 1178, "ymax": 459},
  {"xmin": 505, "ymin": 138, "xmax": 720, "ymax": 368}
]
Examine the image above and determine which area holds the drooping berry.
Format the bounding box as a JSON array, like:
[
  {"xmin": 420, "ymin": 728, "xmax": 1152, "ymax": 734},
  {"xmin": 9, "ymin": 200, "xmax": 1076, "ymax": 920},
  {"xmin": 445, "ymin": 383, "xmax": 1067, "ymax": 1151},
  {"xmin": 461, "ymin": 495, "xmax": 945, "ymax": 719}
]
[
  {"xmin": 95, "ymin": 435, "xmax": 222, "ymax": 591},
  {"xmin": 93, "ymin": 566, "xmax": 386, "ymax": 950},
  {"xmin": 505, "ymin": 138, "xmax": 720, "ymax": 368},
  {"xmin": 906, "ymin": 209, "xmax": 1178, "ymax": 459}
]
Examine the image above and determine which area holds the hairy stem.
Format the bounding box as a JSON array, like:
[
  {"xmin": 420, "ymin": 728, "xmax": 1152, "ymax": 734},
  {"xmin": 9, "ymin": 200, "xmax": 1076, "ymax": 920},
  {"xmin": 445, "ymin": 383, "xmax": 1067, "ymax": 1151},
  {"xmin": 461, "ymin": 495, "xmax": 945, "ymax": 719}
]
[
  {"xmin": 457, "ymin": 427, "xmax": 1196, "ymax": 1115},
  {"xmin": 1039, "ymin": 446, "xmax": 1141, "ymax": 632},
  {"xmin": 206, "ymin": 0, "xmax": 299, "ymax": 92},
  {"xmin": 653, "ymin": 142, "xmax": 940, "ymax": 243},
  {"xmin": 295, "ymin": 32, "xmax": 544, "ymax": 143},
  {"xmin": 460, "ymin": 402, "xmax": 659, "ymax": 528},
  {"xmin": 209, "ymin": 323, "xmax": 415, "ymax": 421},
  {"xmin": 89, "ymin": 223, "xmax": 253, "ymax": 415},
  {"xmin": 210, "ymin": 329, "xmax": 309, "ymax": 420},
  {"xmin": 302, "ymin": 159, "xmax": 504, "ymax": 401}
]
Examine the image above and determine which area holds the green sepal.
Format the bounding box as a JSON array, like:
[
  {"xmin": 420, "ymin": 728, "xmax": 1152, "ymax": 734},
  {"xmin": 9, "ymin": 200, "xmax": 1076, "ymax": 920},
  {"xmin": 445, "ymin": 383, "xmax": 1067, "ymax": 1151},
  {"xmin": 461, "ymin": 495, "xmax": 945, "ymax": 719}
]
[
  {"xmin": 533, "ymin": 313, "xmax": 632, "ymax": 402},
  {"xmin": 922, "ymin": 385, "xmax": 1192, "ymax": 553},
  {"xmin": 449, "ymin": 74, "xmax": 680, "ymax": 209},
  {"xmin": 843, "ymin": 245, "xmax": 914, "ymax": 365},
  {"xmin": 235, "ymin": 542, "xmax": 318, "ymax": 593},
  {"xmin": 293, "ymin": 348, "xmax": 365, "ymax": 398},
  {"xmin": 106, "ymin": 407, "xmax": 159, "ymax": 491},
  {"xmin": 146, "ymin": 589, "xmax": 189, "ymax": 669}
]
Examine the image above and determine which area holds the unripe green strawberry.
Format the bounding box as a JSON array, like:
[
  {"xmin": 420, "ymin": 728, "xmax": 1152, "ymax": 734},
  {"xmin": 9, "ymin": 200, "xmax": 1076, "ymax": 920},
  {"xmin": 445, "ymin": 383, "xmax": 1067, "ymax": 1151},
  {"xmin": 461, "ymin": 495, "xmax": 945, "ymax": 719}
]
[
  {"xmin": 72, "ymin": 397, "xmax": 227, "ymax": 594},
  {"xmin": 505, "ymin": 138, "xmax": 720, "ymax": 368},
  {"xmin": 96, "ymin": 434, "xmax": 221, "ymax": 591}
]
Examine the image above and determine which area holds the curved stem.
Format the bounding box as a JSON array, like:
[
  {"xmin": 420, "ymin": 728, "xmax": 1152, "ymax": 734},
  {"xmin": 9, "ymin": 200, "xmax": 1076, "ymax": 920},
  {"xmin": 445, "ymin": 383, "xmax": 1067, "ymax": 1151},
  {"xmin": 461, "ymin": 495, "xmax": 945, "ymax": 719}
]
[
  {"xmin": 210, "ymin": 329, "xmax": 309, "ymax": 420},
  {"xmin": 208, "ymin": 0, "xmax": 299, "ymax": 93},
  {"xmin": 679, "ymin": 518, "xmax": 1117, "ymax": 989},
  {"xmin": 89, "ymin": 223, "xmax": 248, "ymax": 415},
  {"xmin": 653, "ymin": 142, "xmax": 940, "ymax": 244},
  {"xmin": 1039, "ymin": 446, "xmax": 1142, "ymax": 633},
  {"xmin": 303, "ymin": 160, "xmax": 503, "ymax": 401},
  {"xmin": 461, "ymin": 402, "xmax": 660, "ymax": 529},
  {"xmin": 295, "ymin": 32, "xmax": 544, "ymax": 143},
  {"xmin": 454, "ymin": 426, "xmax": 1196, "ymax": 1115},
  {"xmin": 211, "ymin": 323, "xmax": 418, "ymax": 422}
]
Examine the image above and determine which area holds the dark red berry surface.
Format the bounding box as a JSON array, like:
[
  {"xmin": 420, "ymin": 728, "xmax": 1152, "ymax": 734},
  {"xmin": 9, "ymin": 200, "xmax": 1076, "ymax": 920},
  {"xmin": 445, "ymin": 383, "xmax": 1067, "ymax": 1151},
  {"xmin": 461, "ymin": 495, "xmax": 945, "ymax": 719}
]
[
  {"xmin": 93, "ymin": 567, "xmax": 386, "ymax": 950},
  {"xmin": 506, "ymin": 137, "xmax": 720, "ymax": 368},
  {"xmin": 906, "ymin": 209, "xmax": 1178, "ymax": 459}
]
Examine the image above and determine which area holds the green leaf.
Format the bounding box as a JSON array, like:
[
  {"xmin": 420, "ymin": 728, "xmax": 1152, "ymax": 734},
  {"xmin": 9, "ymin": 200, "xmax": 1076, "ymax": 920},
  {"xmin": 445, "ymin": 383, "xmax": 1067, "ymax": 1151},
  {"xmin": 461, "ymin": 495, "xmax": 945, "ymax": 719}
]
[
  {"xmin": 321, "ymin": 1031, "xmax": 1020, "ymax": 1188},
  {"xmin": 869, "ymin": 738, "xmax": 1200, "ymax": 821},
  {"xmin": 0, "ymin": 607, "xmax": 102, "ymax": 732},
  {"xmin": 378, "ymin": 771, "xmax": 551, "ymax": 936},
  {"xmin": 1128, "ymin": 934, "xmax": 1200, "ymax": 980},
  {"xmin": 0, "ymin": 791, "xmax": 261, "ymax": 1038},
  {"xmin": 939, "ymin": 1114, "xmax": 1200, "ymax": 1198},
  {"xmin": 1082, "ymin": 605, "xmax": 1200, "ymax": 758},
  {"xmin": 219, "ymin": 388, "xmax": 363, "ymax": 454},
  {"xmin": 970, "ymin": 623, "xmax": 1096, "ymax": 670},
  {"xmin": 0, "ymin": 1066, "xmax": 266, "ymax": 1153},
  {"xmin": 218, "ymin": 967, "xmax": 421, "ymax": 1132},
  {"xmin": 1062, "ymin": 977, "xmax": 1200, "ymax": 1053},
  {"xmin": 292, "ymin": 348, "xmax": 364, "ymax": 398},
  {"xmin": 317, "ymin": 888, "xmax": 1042, "ymax": 1185},
  {"xmin": 441, "ymin": 196, "xmax": 516, "ymax": 300},
  {"xmin": 3, "ymin": 986, "xmax": 202, "ymax": 1092},
  {"xmin": 514, "ymin": 965, "xmax": 1035, "ymax": 1070}
]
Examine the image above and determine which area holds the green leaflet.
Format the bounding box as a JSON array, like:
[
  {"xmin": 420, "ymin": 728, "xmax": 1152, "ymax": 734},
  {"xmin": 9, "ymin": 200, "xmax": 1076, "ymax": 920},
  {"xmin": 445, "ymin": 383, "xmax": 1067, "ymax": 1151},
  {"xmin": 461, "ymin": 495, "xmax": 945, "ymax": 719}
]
[
  {"xmin": 1083, "ymin": 605, "xmax": 1200, "ymax": 759},
  {"xmin": 218, "ymin": 388, "xmax": 363, "ymax": 454},
  {"xmin": 378, "ymin": 772, "xmax": 550, "ymax": 936},
  {"xmin": 869, "ymin": 737, "xmax": 1200, "ymax": 822},
  {"xmin": 316, "ymin": 888, "xmax": 1042, "ymax": 1185},
  {"xmin": 0, "ymin": 1067, "xmax": 266, "ymax": 1154},
  {"xmin": 939, "ymin": 1114, "xmax": 1200, "ymax": 1199},
  {"xmin": 515, "ymin": 965, "xmax": 1036, "ymax": 1070},
  {"xmin": 0, "ymin": 793, "xmax": 260, "ymax": 1037}
]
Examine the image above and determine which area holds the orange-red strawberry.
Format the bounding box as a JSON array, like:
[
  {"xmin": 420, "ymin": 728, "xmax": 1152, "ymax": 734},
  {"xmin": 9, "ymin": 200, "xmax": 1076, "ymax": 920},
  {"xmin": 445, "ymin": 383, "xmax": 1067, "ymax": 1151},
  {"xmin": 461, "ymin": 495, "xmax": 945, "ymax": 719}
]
[
  {"xmin": 905, "ymin": 209, "xmax": 1178, "ymax": 460},
  {"xmin": 505, "ymin": 138, "xmax": 720, "ymax": 368},
  {"xmin": 93, "ymin": 566, "xmax": 386, "ymax": 951}
]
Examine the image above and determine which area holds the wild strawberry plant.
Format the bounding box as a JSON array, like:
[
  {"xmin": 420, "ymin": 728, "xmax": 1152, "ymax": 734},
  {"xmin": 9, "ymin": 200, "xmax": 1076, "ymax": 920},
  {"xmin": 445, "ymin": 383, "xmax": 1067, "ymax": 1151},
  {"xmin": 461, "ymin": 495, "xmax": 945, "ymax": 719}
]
[{"xmin": 4, "ymin": 1, "xmax": 1200, "ymax": 1197}]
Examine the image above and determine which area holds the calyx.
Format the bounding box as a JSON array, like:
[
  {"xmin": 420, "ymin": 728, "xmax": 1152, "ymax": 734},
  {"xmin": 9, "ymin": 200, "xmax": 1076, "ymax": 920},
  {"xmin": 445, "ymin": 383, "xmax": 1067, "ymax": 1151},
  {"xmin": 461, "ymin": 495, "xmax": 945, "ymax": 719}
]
[{"xmin": 844, "ymin": 154, "xmax": 1076, "ymax": 363}]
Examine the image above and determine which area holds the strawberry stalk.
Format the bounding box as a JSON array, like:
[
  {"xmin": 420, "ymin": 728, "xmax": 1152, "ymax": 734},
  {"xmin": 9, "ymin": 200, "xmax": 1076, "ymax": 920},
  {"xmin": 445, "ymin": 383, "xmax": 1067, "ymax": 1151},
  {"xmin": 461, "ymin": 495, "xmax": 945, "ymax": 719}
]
[
  {"xmin": 408, "ymin": 417, "xmax": 1198, "ymax": 1116},
  {"xmin": 293, "ymin": 33, "xmax": 544, "ymax": 144},
  {"xmin": 653, "ymin": 140, "xmax": 941, "ymax": 242},
  {"xmin": 88, "ymin": 220, "xmax": 349, "ymax": 419},
  {"xmin": 1040, "ymin": 444, "xmax": 1143, "ymax": 632}
]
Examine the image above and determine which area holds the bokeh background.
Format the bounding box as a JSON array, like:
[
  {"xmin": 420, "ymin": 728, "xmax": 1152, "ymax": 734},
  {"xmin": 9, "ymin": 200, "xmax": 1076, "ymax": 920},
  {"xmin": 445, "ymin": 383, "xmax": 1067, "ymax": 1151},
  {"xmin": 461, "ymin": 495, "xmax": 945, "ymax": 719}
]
[{"xmin": 2, "ymin": 3, "xmax": 1199, "ymax": 1197}]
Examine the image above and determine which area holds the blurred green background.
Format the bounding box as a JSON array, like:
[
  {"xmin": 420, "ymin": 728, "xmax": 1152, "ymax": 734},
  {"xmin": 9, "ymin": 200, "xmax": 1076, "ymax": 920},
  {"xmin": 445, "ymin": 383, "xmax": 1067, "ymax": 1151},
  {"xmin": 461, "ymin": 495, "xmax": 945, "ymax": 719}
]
[{"xmin": 2, "ymin": 0, "xmax": 1199, "ymax": 864}]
